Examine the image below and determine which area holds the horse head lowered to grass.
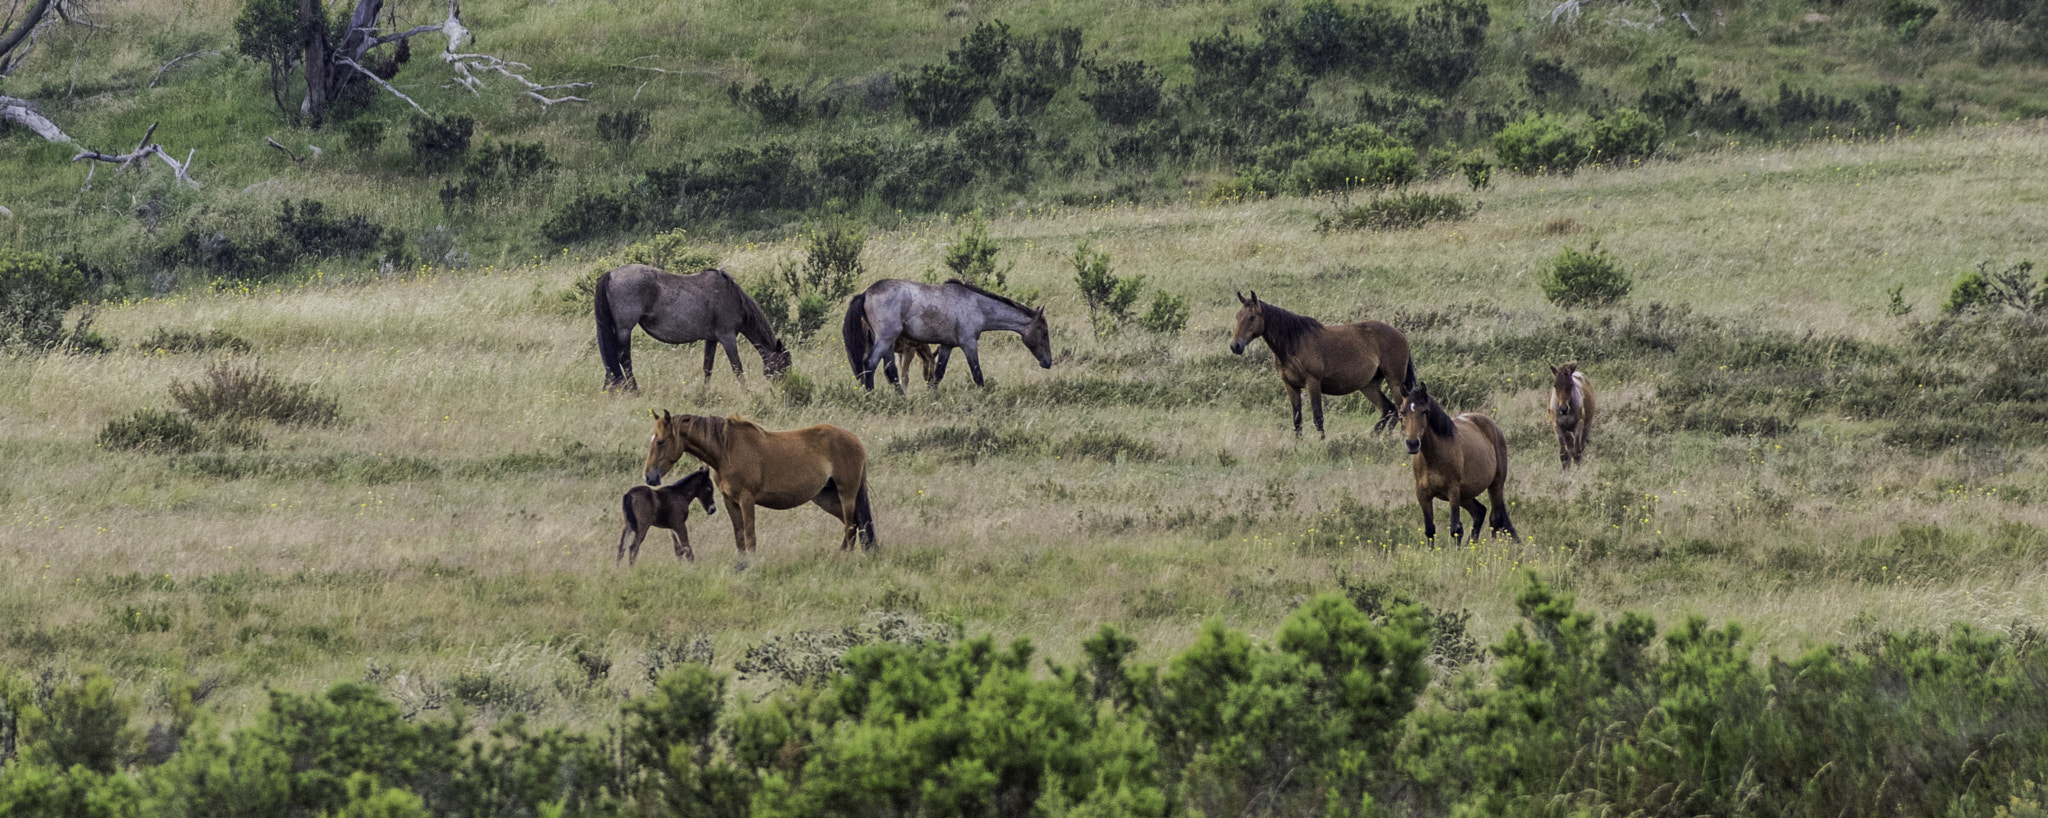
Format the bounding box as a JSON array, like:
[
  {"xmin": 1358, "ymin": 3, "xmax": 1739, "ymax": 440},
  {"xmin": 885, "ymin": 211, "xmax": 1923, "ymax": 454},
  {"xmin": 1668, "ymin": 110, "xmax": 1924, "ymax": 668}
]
[
  {"xmin": 643, "ymin": 410, "xmax": 876, "ymax": 554},
  {"xmin": 594, "ymin": 265, "xmax": 791, "ymax": 393},
  {"xmin": 842, "ymin": 278, "xmax": 1051, "ymax": 391}
]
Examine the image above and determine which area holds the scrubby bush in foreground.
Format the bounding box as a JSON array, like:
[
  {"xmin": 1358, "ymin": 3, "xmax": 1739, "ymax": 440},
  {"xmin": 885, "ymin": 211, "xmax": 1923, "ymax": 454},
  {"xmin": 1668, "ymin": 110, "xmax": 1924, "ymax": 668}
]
[{"xmin": 1540, "ymin": 241, "xmax": 1633, "ymax": 309}]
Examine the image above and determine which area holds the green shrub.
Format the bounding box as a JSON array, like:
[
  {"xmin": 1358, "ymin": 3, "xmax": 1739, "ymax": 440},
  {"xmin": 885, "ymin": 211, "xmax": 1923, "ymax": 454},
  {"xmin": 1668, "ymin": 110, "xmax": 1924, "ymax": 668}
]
[
  {"xmin": 98, "ymin": 409, "xmax": 205, "ymax": 453},
  {"xmin": 0, "ymin": 247, "xmax": 90, "ymax": 352},
  {"xmin": 13, "ymin": 670, "xmax": 139, "ymax": 774},
  {"xmin": 1317, "ymin": 191, "xmax": 1477, "ymax": 231},
  {"xmin": 1944, "ymin": 260, "xmax": 2044, "ymax": 315},
  {"xmin": 340, "ymin": 118, "xmax": 385, "ymax": 153},
  {"xmin": 1884, "ymin": 0, "xmax": 1939, "ymax": 38},
  {"xmin": 1139, "ymin": 291, "xmax": 1191, "ymax": 334},
  {"xmin": 1283, "ymin": 143, "xmax": 1418, "ymax": 193},
  {"xmin": 169, "ymin": 359, "xmax": 341, "ymax": 426},
  {"xmin": 1493, "ymin": 114, "xmax": 1589, "ymax": 173},
  {"xmin": 406, "ymin": 115, "xmax": 474, "ymax": 172},
  {"xmin": 540, "ymin": 188, "xmax": 638, "ymax": 246},
  {"xmin": 1539, "ymin": 241, "xmax": 1633, "ymax": 309},
  {"xmin": 727, "ymin": 77, "xmax": 806, "ymax": 125},
  {"xmin": 136, "ymin": 328, "xmax": 254, "ymax": 354},
  {"xmin": 1460, "ymin": 150, "xmax": 1492, "ymax": 190},
  {"xmin": 596, "ymin": 109, "xmax": 650, "ymax": 148},
  {"xmin": 1074, "ymin": 240, "xmax": 1144, "ymax": 332},
  {"xmin": 1585, "ymin": 107, "xmax": 1664, "ymax": 163},
  {"xmin": 622, "ymin": 228, "xmax": 721, "ymax": 273},
  {"xmin": 942, "ymin": 211, "xmax": 1013, "ymax": 293},
  {"xmin": 1081, "ymin": 59, "xmax": 1165, "ymax": 125},
  {"xmin": 1398, "ymin": 0, "xmax": 1490, "ymax": 94}
]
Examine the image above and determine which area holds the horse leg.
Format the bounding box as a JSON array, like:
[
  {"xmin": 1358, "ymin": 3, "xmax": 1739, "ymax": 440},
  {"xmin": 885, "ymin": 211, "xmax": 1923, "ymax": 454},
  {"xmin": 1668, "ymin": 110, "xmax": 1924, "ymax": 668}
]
[
  {"xmin": 864, "ymin": 336, "xmax": 897, "ymax": 392},
  {"xmin": 1365, "ymin": 381, "xmax": 1398, "ymax": 434},
  {"xmin": 719, "ymin": 334, "xmax": 748, "ymax": 390},
  {"xmin": 618, "ymin": 525, "xmax": 640, "ymax": 566},
  {"xmin": 1462, "ymin": 497, "xmax": 1489, "ymax": 540},
  {"xmin": 933, "ymin": 346, "xmax": 954, "ymax": 385},
  {"xmin": 702, "ymin": 340, "xmax": 718, "ymax": 384},
  {"xmin": 960, "ymin": 340, "xmax": 987, "ymax": 387},
  {"xmin": 723, "ymin": 494, "xmax": 753, "ymax": 553},
  {"xmin": 1555, "ymin": 424, "xmax": 1574, "ymax": 470},
  {"xmin": 1446, "ymin": 490, "xmax": 1467, "ymax": 544},
  {"xmin": 1307, "ymin": 379, "xmax": 1328, "ymax": 440},
  {"xmin": 615, "ymin": 331, "xmax": 638, "ymax": 393},
  {"xmin": 1287, "ymin": 384, "xmax": 1305, "ymax": 438},
  {"xmin": 1417, "ymin": 494, "xmax": 1436, "ymax": 541},
  {"xmin": 672, "ymin": 528, "xmax": 693, "ymax": 562},
  {"xmin": 1489, "ymin": 485, "xmax": 1519, "ymax": 541},
  {"xmin": 808, "ymin": 478, "xmax": 860, "ymax": 551}
]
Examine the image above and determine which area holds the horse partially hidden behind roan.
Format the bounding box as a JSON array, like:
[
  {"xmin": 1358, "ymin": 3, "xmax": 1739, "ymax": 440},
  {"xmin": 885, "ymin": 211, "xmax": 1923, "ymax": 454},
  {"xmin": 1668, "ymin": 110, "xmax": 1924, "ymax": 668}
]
[
  {"xmin": 1400, "ymin": 380, "xmax": 1519, "ymax": 545},
  {"xmin": 594, "ymin": 265, "xmax": 792, "ymax": 393},
  {"xmin": 1548, "ymin": 362, "xmax": 1596, "ymax": 469},
  {"xmin": 1231, "ymin": 291, "xmax": 1415, "ymax": 439},
  {"xmin": 842, "ymin": 278, "xmax": 1052, "ymax": 391},
  {"xmin": 616, "ymin": 467, "xmax": 717, "ymax": 566},
  {"xmin": 643, "ymin": 411, "xmax": 875, "ymax": 554}
]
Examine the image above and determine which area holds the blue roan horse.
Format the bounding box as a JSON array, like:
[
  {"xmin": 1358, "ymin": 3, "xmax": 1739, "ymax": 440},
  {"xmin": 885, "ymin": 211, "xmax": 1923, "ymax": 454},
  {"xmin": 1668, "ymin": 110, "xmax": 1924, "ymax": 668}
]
[
  {"xmin": 841, "ymin": 279, "xmax": 1052, "ymax": 391},
  {"xmin": 594, "ymin": 265, "xmax": 790, "ymax": 392}
]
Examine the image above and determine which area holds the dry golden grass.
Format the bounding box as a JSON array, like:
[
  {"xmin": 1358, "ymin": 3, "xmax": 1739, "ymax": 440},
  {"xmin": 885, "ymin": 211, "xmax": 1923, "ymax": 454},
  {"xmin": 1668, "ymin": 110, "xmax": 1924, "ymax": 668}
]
[{"xmin": 6, "ymin": 123, "xmax": 2048, "ymax": 727}]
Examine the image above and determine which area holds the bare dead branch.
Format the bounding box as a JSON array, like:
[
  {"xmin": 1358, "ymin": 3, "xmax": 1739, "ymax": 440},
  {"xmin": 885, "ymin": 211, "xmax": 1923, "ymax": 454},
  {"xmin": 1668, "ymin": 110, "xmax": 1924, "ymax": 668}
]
[
  {"xmin": 149, "ymin": 49, "xmax": 218, "ymax": 88},
  {"xmin": 264, "ymin": 137, "xmax": 303, "ymax": 163},
  {"xmin": 0, "ymin": 93, "xmax": 70, "ymax": 141},
  {"xmin": 70, "ymin": 121, "xmax": 198, "ymax": 187},
  {"xmin": 335, "ymin": 55, "xmax": 430, "ymax": 115}
]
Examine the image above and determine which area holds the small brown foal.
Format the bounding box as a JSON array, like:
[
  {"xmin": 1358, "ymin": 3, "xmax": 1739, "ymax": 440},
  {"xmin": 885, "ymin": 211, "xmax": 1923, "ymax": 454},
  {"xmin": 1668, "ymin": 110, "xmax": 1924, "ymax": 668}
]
[{"xmin": 617, "ymin": 467, "xmax": 718, "ymax": 565}]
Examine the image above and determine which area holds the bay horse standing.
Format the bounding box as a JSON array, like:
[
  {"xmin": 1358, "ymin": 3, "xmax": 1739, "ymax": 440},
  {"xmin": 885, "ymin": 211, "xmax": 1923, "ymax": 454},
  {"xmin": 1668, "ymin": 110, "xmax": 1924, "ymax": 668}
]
[
  {"xmin": 1230, "ymin": 291, "xmax": 1415, "ymax": 439},
  {"xmin": 841, "ymin": 279, "xmax": 1052, "ymax": 391},
  {"xmin": 643, "ymin": 411, "xmax": 876, "ymax": 553},
  {"xmin": 616, "ymin": 467, "xmax": 717, "ymax": 566},
  {"xmin": 1547, "ymin": 362, "xmax": 1597, "ymax": 469},
  {"xmin": 594, "ymin": 265, "xmax": 792, "ymax": 393},
  {"xmin": 1399, "ymin": 381, "xmax": 1519, "ymax": 545}
]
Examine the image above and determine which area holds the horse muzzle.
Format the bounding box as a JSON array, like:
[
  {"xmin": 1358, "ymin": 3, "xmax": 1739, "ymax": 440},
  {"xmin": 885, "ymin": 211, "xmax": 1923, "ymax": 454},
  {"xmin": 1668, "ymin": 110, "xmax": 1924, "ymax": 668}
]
[
  {"xmin": 1405, "ymin": 439, "xmax": 1421, "ymax": 455},
  {"xmin": 644, "ymin": 468, "xmax": 662, "ymax": 486},
  {"xmin": 1230, "ymin": 340, "xmax": 1245, "ymax": 355}
]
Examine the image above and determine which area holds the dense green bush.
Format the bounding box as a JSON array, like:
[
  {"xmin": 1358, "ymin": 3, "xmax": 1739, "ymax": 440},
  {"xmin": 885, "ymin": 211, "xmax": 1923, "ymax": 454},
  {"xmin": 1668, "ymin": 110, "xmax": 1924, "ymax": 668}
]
[
  {"xmin": 1585, "ymin": 108, "xmax": 1664, "ymax": 163},
  {"xmin": 1317, "ymin": 191, "xmax": 1477, "ymax": 231},
  {"xmin": 1081, "ymin": 59, "xmax": 1166, "ymax": 126},
  {"xmin": 1944, "ymin": 259, "xmax": 2045, "ymax": 315},
  {"xmin": 1539, "ymin": 241, "xmax": 1633, "ymax": 309},
  {"xmin": 1493, "ymin": 114, "xmax": 1590, "ymax": 173},
  {"xmin": 406, "ymin": 115, "xmax": 475, "ymax": 172},
  {"xmin": 169, "ymin": 359, "xmax": 342, "ymax": 426},
  {"xmin": 759, "ymin": 220, "xmax": 866, "ymax": 341},
  {"xmin": 97, "ymin": 408, "xmax": 205, "ymax": 453},
  {"xmin": 0, "ymin": 247, "xmax": 90, "ymax": 352},
  {"xmin": 1397, "ymin": 0, "xmax": 1490, "ymax": 94},
  {"xmin": 943, "ymin": 211, "xmax": 1014, "ymax": 294}
]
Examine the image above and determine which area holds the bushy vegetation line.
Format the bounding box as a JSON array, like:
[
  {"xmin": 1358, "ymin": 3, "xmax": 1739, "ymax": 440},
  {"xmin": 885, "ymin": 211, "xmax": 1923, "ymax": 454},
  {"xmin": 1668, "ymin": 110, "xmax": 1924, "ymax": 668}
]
[{"xmin": 6, "ymin": 578, "xmax": 2048, "ymax": 816}]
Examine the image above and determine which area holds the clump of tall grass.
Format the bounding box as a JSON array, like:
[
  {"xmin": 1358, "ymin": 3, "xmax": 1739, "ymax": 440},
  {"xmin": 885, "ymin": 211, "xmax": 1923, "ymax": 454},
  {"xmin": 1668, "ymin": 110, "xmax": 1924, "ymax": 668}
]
[
  {"xmin": 1317, "ymin": 191, "xmax": 1478, "ymax": 232},
  {"xmin": 169, "ymin": 360, "xmax": 341, "ymax": 426}
]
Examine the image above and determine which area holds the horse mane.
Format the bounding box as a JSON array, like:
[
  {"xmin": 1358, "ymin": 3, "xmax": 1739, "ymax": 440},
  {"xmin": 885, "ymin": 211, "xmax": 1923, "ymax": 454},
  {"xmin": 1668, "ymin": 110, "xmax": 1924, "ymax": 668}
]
[
  {"xmin": 1417, "ymin": 391, "xmax": 1458, "ymax": 439},
  {"xmin": 717, "ymin": 270, "xmax": 780, "ymax": 344},
  {"xmin": 1551, "ymin": 362, "xmax": 1580, "ymax": 393},
  {"xmin": 945, "ymin": 278, "xmax": 1037, "ymax": 316},
  {"xmin": 1257, "ymin": 301, "xmax": 1325, "ymax": 358}
]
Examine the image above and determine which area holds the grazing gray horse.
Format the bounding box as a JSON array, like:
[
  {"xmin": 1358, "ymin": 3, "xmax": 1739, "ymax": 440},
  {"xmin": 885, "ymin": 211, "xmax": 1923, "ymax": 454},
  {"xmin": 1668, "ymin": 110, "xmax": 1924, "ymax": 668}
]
[
  {"xmin": 593, "ymin": 265, "xmax": 791, "ymax": 392},
  {"xmin": 841, "ymin": 278, "xmax": 1052, "ymax": 391}
]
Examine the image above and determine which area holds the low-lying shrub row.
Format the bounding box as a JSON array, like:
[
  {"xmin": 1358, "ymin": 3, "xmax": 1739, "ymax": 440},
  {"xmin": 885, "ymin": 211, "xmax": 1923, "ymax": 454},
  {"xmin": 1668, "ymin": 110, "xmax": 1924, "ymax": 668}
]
[{"xmin": 7, "ymin": 578, "xmax": 2047, "ymax": 816}]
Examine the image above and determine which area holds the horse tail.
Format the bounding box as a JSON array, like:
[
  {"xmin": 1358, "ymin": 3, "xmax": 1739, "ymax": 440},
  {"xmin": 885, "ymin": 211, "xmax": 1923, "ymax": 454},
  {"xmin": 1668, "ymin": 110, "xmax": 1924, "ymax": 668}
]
[
  {"xmin": 621, "ymin": 490, "xmax": 639, "ymax": 531},
  {"xmin": 854, "ymin": 480, "xmax": 877, "ymax": 550},
  {"xmin": 1401, "ymin": 358, "xmax": 1418, "ymax": 397},
  {"xmin": 842, "ymin": 291, "xmax": 872, "ymax": 379},
  {"xmin": 594, "ymin": 269, "xmax": 626, "ymax": 387}
]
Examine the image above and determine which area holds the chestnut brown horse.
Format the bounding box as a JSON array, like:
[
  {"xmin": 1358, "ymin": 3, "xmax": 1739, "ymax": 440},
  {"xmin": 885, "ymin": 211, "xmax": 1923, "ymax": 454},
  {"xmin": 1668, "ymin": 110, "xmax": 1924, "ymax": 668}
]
[
  {"xmin": 1547, "ymin": 362, "xmax": 1597, "ymax": 469},
  {"xmin": 594, "ymin": 265, "xmax": 792, "ymax": 393},
  {"xmin": 1231, "ymin": 291, "xmax": 1415, "ymax": 439},
  {"xmin": 1400, "ymin": 381, "xmax": 1519, "ymax": 545},
  {"xmin": 617, "ymin": 467, "xmax": 717, "ymax": 566},
  {"xmin": 643, "ymin": 411, "xmax": 876, "ymax": 553}
]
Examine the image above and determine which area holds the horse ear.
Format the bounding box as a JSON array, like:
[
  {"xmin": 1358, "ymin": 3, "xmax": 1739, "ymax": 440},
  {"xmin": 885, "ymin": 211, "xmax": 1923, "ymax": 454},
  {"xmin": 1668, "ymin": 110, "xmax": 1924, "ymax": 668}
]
[
  {"xmin": 1250, "ymin": 290, "xmax": 1261, "ymax": 304},
  {"xmin": 1550, "ymin": 364, "xmax": 1560, "ymax": 375},
  {"xmin": 1236, "ymin": 290, "xmax": 1249, "ymax": 305}
]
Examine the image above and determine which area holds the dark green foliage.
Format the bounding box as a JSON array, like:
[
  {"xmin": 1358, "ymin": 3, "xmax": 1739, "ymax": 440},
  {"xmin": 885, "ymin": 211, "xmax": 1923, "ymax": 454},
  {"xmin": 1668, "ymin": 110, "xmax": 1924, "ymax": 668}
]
[
  {"xmin": 1493, "ymin": 114, "xmax": 1589, "ymax": 173},
  {"xmin": 1317, "ymin": 191, "xmax": 1477, "ymax": 231},
  {"xmin": 956, "ymin": 117, "xmax": 1037, "ymax": 177},
  {"xmin": 1236, "ymin": 123, "xmax": 1418, "ymax": 195},
  {"xmin": 340, "ymin": 118, "xmax": 385, "ymax": 153},
  {"xmin": 541, "ymin": 188, "xmax": 637, "ymax": 246},
  {"xmin": 942, "ymin": 212, "xmax": 1013, "ymax": 293},
  {"xmin": 1638, "ymin": 79, "xmax": 1766, "ymax": 134},
  {"xmin": 0, "ymin": 246, "xmax": 90, "ymax": 352},
  {"xmin": 170, "ymin": 359, "xmax": 342, "ymax": 426},
  {"xmin": 735, "ymin": 612, "xmax": 959, "ymax": 686},
  {"xmin": 816, "ymin": 136, "xmax": 884, "ymax": 198},
  {"xmin": 1776, "ymin": 83, "xmax": 1862, "ymax": 127},
  {"xmin": 13, "ymin": 670, "xmax": 137, "ymax": 774},
  {"xmin": 596, "ymin": 109, "xmax": 651, "ymax": 148},
  {"xmin": 234, "ymin": 0, "xmax": 313, "ymax": 117},
  {"xmin": 1459, "ymin": 150, "xmax": 1492, "ymax": 190},
  {"xmin": 277, "ymin": 199, "xmax": 382, "ymax": 259},
  {"xmin": 1524, "ymin": 56, "xmax": 1580, "ymax": 98},
  {"xmin": 1185, "ymin": 25, "xmax": 1309, "ymax": 143},
  {"xmin": 1585, "ymin": 107, "xmax": 1663, "ymax": 163},
  {"xmin": 1539, "ymin": 242, "xmax": 1633, "ymax": 309},
  {"xmin": 727, "ymin": 78, "xmax": 804, "ymax": 125},
  {"xmin": 98, "ymin": 409, "xmax": 205, "ymax": 453},
  {"xmin": 1944, "ymin": 259, "xmax": 2044, "ymax": 315},
  {"xmin": 1282, "ymin": 0, "xmax": 1406, "ymax": 75},
  {"xmin": 1082, "ymin": 59, "xmax": 1166, "ymax": 126},
  {"xmin": 1398, "ymin": 0, "xmax": 1490, "ymax": 94},
  {"xmin": 1884, "ymin": 0, "xmax": 1939, "ymax": 39},
  {"xmin": 1139, "ymin": 292, "xmax": 1191, "ymax": 334},
  {"xmin": 901, "ymin": 62, "xmax": 983, "ymax": 129},
  {"xmin": 1074, "ymin": 240, "xmax": 1144, "ymax": 331},
  {"xmin": 406, "ymin": 115, "xmax": 474, "ymax": 172},
  {"xmin": 761, "ymin": 220, "xmax": 866, "ymax": 341}
]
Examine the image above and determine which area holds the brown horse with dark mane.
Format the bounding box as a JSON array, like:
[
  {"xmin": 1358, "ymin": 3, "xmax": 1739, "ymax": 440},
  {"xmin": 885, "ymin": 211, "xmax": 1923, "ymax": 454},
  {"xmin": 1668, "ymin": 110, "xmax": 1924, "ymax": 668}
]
[
  {"xmin": 616, "ymin": 467, "xmax": 717, "ymax": 566},
  {"xmin": 1547, "ymin": 362, "xmax": 1596, "ymax": 469},
  {"xmin": 643, "ymin": 411, "xmax": 876, "ymax": 554},
  {"xmin": 1231, "ymin": 291, "xmax": 1415, "ymax": 439},
  {"xmin": 594, "ymin": 265, "xmax": 791, "ymax": 393},
  {"xmin": 1399, "ymin": 381, "xmax": 1519, "ymax": 545}
]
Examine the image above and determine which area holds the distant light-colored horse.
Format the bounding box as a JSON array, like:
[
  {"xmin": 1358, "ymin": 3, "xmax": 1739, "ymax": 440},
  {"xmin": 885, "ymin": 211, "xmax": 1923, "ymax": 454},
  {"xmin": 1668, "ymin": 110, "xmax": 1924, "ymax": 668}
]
[
  {"xmin": 643, "ymin": 411, "xmax": 876, "ymax": 553},
  {"xmin": 1400, "ymin": 381, "xmax": 1519, "ymax": 545},
  {"xmin": 617, "ymin": 467, "xmax": 717, "ymax": 565},
  {"xmin": 593, "ymin": 265, "xmax": 791, "ymax": 392},
  {"xmin": 1231, "ymin": 291, "xmax": 1415, "ymax": 439},
  {"xmin": 1548, "ymin": 362, "xmax": 1596, "ymax": 469},
  {"xmin": 842, "ymin": 278, "xmax": 1052, "ymax": 391}
]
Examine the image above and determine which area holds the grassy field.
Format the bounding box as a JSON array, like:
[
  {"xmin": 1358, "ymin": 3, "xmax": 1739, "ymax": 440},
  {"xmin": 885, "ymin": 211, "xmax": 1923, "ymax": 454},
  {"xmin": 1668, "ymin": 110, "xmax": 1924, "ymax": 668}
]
[{"xmin": 5, "ymin": 120, "xmax": 2048, "ymax": 730}]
